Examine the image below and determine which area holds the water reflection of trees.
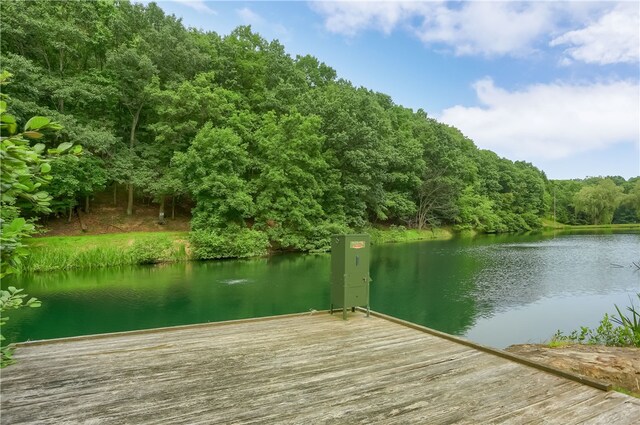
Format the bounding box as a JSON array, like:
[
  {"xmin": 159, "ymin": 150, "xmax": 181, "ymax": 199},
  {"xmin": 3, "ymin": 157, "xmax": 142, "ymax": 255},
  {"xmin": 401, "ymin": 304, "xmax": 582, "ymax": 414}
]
[{"xmin": 370, "ymin": 240, "xmax": 481, "ymax": 336}]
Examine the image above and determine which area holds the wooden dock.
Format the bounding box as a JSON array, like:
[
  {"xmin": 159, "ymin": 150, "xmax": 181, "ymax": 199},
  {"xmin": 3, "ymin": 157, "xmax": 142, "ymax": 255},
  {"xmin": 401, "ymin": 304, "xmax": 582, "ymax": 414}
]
[{"xmin": 2, "ymin": 311, "xmax": 639, "ymax": 424}]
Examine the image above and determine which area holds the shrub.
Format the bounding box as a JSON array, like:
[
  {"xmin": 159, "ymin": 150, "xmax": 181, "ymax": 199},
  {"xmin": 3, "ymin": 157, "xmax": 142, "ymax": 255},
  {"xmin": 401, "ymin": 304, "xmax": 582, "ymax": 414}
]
[
  {"xmin": 129, "ymin": 237, "xmax": 173, "ymax": 264},
  {"xmin": 305, "ymin": 222, "xmax": 351, "ymax": 252},
  {"xmin": 190, "ymin": 227, "xmax": 269, "ymax": 260}
]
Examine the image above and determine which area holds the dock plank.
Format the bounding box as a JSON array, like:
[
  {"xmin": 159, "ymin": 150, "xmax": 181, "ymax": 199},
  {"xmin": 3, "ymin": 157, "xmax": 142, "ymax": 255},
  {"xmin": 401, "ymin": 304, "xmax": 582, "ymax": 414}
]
[{"xmin": 1, "ymin": 312, "xmax": 639, "ymax": 424}]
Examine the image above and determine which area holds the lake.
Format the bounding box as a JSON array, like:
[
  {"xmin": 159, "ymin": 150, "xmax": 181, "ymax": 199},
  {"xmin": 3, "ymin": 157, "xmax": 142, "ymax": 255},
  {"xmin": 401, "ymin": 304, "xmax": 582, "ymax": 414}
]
[{"xmin": 3, "ymin": 231, "xmax": 639, "ymax": 348}]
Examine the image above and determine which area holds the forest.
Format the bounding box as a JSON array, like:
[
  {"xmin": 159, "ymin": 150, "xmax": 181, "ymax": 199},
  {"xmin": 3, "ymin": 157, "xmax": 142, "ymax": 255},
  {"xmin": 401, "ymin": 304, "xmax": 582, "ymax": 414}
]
[{"xmin": 1, "ymin": 0, "xmax": 639, "ymax": 261}]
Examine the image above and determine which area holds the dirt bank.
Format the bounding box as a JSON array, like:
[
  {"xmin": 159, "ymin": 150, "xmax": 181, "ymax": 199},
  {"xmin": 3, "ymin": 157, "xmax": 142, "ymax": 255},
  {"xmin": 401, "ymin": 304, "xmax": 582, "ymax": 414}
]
[
  {"xmin": 506, "ymin": 344, "xmax": 640, "ymax": 395},
  {"xmin": 38, "ymin": 204, "xmax": 191, "ymax": 236}
]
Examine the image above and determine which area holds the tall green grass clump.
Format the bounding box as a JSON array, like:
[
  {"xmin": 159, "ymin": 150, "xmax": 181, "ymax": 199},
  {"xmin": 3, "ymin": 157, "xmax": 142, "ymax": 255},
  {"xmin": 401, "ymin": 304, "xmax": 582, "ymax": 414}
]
[
  {"xmin": 74, "ymin": 246, "xmax": 134, "ymax": 269},
  {"xmin": 20, "ymin": 233, "xmax": 189, "ymax": 273}
]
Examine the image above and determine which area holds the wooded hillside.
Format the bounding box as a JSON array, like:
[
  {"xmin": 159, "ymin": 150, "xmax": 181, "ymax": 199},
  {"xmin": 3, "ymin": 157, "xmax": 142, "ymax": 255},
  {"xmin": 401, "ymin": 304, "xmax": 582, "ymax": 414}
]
[{"xmin": 1, "ymin": 0, "xmax": 638, "ymax": 258}]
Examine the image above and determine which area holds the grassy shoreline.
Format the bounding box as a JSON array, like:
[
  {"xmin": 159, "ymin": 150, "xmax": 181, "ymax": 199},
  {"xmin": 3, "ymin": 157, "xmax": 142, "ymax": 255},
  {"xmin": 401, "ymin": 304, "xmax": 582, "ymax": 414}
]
[
  {"xmin": 541, "ymin": 219, "xmax": 640, "ymax": 231},
  {"xmin": 20, "ymin": 227, "xmax": 453, "ymax": 273},
  {"xmin": 21, "ymin": 232, "xmax": 189, "ymax": 273},
  {"xmin": 19, "ymin": 221, "xmax": 639, "ymax": 273},
  {"xmin": 367, "ymin": 226, "xmax": 453, "ymax": 244}
]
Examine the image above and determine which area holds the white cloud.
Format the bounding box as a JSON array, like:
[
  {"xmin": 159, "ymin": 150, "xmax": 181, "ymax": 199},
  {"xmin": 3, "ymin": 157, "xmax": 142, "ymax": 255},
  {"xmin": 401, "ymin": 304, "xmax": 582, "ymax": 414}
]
[
  {"xmin": 312, "ymin": 1, "xmax": 556, "ymax": 56},
  {"xmin": 236, "ymin": 7, "xmax": 290, "ymax": 41},
  {"xmin": 174, "ymin": 0, "xmax": 216, "ymax": 15},
  {"xmin": 237, "ymin": 7, "xmax": 265, "ymax": 26},
  {"xmin": 414, "ymin": 2, "xmax": 554, "ymax": 57},
  {"xmin": 311, "ymin": 1, "xmax": 637, "ymax": 60},
  {"xmin": 439, "ymin": 79, "xmax": 640, "ymax": 160},
  {"xmin": 550, "ymin": 3, "xmax": 640, "ymax": 64},
  {"xmin": 310, "ymin": 2, "xmax": 429, "ymax": 37}
]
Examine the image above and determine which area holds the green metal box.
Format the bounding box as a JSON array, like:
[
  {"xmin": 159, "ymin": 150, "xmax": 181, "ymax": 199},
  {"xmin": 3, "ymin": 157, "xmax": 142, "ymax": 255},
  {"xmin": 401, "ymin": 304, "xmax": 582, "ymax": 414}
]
[{"xmin": 330, "ymin": 234, "xmax": 371, "ymax": 319}]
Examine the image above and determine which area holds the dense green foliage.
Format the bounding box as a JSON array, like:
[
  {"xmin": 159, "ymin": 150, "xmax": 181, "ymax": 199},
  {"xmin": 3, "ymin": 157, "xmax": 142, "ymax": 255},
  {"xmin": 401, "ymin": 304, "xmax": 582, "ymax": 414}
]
[
  {"xmin": 1, "ymin": 1, "xmax": 638, "ymax": 257},
  {"xmin": 0, "ymin": 70, "xmax": 65, "ymax": 366},
  {"xmin": 549, "ymin": 178, "xmax": 640, "ymax": 225},
  {"xmin": 0, "ymin": 72, "xmax": 65, "ymax": 277}
]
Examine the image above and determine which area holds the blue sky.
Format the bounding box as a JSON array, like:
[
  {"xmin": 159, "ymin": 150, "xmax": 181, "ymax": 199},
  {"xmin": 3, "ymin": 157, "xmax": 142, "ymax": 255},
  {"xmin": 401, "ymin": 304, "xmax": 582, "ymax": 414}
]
[{"xmin": 141, "ymin": 1, "xmax": 639, "ymax": 180}]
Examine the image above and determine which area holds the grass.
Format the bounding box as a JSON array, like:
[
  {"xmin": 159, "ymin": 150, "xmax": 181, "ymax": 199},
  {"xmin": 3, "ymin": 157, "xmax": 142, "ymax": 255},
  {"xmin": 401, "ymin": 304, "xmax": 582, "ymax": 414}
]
[
  {"xmin": 547, "ymin": 339, "xmax": 571, "ymax": 348},
  {"xmin": 542, "ymin": 219, "xmax": 640, "ymax": 231},
  {"xmin": 613, "ymin": 386, "xmax": 640, "ymax": 399},
  {"xmin": 27, "ymin": 232, "xmax": 189, "ymax": 249},
  {"xmin": 20, "ymin": 219, "xmax": 638, "ymax": 273},
  {"xmin": 20, "ymin": 226, "xmax": 456, "ymax": 273},
  {"xmin": 366, "ymin": 225, "xmax": 453, "ymax": 244},
  {"xmin": 21, "ymin": 232, "xmax": 189, "ymax": 273}
]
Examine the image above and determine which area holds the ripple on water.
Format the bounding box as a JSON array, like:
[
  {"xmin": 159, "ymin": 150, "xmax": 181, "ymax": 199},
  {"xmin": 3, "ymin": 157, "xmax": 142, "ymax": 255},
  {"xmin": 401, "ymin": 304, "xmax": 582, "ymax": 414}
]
[{"xmin": 220, "ymin": 278, "xmax": 252, "ymax": 285}]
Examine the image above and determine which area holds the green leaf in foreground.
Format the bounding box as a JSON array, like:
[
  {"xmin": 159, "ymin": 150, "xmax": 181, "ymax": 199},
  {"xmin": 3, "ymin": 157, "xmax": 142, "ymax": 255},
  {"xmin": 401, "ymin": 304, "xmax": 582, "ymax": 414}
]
[{"xmin": 24, "ymin": 116, "xmax": 50, "ymax": 131}]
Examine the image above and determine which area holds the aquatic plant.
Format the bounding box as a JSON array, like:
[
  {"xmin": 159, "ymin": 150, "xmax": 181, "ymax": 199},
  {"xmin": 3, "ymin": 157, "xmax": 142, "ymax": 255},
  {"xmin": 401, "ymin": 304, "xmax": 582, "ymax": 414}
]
[{"xmin": 612, "ymin": 293, "xmax": 640, "ymax": 344}]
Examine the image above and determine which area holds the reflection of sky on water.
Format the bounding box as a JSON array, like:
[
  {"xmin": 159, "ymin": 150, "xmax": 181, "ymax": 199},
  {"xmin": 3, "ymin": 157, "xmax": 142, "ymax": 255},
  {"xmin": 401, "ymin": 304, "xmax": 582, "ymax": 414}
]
[
  {"xmin": 221, "ymin": 278, "xmax": 252, "ymax": 285},
  {"xmin": 460, "ymin": 233, "xmax": 639, "ymax": 347},
  {"xmin": 465, "ymin": 292, "xmax": 639, "ymax": 349},
  {"xmin": 466, "ymin": 234, "xmax": 639, "ymax": 314}
]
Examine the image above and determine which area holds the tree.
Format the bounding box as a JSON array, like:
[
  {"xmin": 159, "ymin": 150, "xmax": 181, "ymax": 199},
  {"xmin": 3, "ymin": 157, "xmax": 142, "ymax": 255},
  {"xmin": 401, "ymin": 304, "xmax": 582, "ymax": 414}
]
[
  {"xmin": 1, "ymin": 75, "xmax": 81, "ymax": 271},
  {"xmin": 573, "ymin": 179, "xmax": 625, "ymax": 225},
  {"xmin": 146, "ymin": 72, "xmax": 241, "ymax": 221},
  {"xmin": 415, "ymin": 167, "xmax": 459, "ymax": 229},
  {"xmin": 614, "ymin": 179, "xmax": 640, "ymax": 223},
  {"xmin": 173, "ymin": 124, "xmax": 253, "ymax": 229},
  {"xmin": 106, "ymin": 47, "xmax": 157, "ymax": 216},
  {"xmin": 173, "ymin": 124, "xmax": 270, "ymax": 259},
  {"xmin": 253, "ymin": 110, "xmax": 332, "ymax": 250},
  {"xmin": 413, "ymin": 119, "xmax": 475, "ymax": 228},
  {"xmin": 630, "ymin": 180, "xmax": 640, "ymax": 220},
  {"xmin": 295, "ymin": 54, "xmax": 337, "ymax": 88},
  {"xmin": 47, "ymin": 154, "xmax": 107, "ymax": 218},
  {"xmin": 298, "ymin": 82, "xmax": 394, "ymax": 227}
]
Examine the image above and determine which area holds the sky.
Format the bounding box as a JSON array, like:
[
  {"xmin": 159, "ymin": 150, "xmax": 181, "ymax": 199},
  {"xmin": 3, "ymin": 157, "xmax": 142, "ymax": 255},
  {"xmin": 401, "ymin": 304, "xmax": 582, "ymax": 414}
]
[{"xmin": 139, "ymin": 1, "xmax": 639, "ymax": 180}]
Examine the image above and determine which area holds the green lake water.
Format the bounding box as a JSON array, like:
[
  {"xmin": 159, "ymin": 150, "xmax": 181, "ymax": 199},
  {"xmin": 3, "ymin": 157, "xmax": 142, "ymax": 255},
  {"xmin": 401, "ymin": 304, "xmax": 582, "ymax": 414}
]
[{"xmin": 3, "ymin": 231, "xmax": 639, "ymax": 348}]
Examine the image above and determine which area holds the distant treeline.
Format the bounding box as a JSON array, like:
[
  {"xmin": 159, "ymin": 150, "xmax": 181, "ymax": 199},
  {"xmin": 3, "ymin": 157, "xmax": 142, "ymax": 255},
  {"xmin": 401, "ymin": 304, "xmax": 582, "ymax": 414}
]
[
  {"xmin": 550, "ymin": 177, "xmax": 639, "ymax": 226},
  {"xmin": 1, "ymin": 1, "xmax": 638, "ymax": 257}
]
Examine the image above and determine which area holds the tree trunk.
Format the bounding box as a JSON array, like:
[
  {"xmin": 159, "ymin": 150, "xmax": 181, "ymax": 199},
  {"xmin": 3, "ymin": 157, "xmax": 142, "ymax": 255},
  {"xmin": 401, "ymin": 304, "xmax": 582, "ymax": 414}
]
[
  {"xmin": 127, "ymin": 184, "xmax": 134, "ymax": 216},
  {"xmin": 59, "ymin": 47, "xmax": 64, "ymax": 75},
  {"xmin": 58, "ymin": 48, "xmax": 64, "ymax": 113},
  {"xmin": 113, "ymin": 184, "xmax": 117, "ymax": 206},
  {"xmin": 78, "ymin": 209, "xmax": 87, "ymax": 232},
  {"xmin": 42, "ymin": 51, "xmax": 51, "ymax": 72},
  {"xmin": 171, "ymin": 196, "xmax": 176, "ymax": 220},
  {"xmin": 126, "ymin": 106, "xmax": 142, "ymax": 216},
  {"xmin": 158, "ymin": 196, "xmax": 165, "ymax": 224},
  {"xmin": 85, "ymin": 195, "xmax": 90, "ymax": 214},
  {"xmin": 68, "ymin": 205, "xmax": 73, "ymax": 223}
]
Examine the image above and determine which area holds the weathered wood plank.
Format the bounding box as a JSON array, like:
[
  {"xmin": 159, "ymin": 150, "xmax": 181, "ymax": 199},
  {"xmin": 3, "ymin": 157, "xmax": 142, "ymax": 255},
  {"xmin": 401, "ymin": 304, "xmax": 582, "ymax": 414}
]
[{"xmin": 2, "ymin": 312, "xmax": 639, "ymax": 424}]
